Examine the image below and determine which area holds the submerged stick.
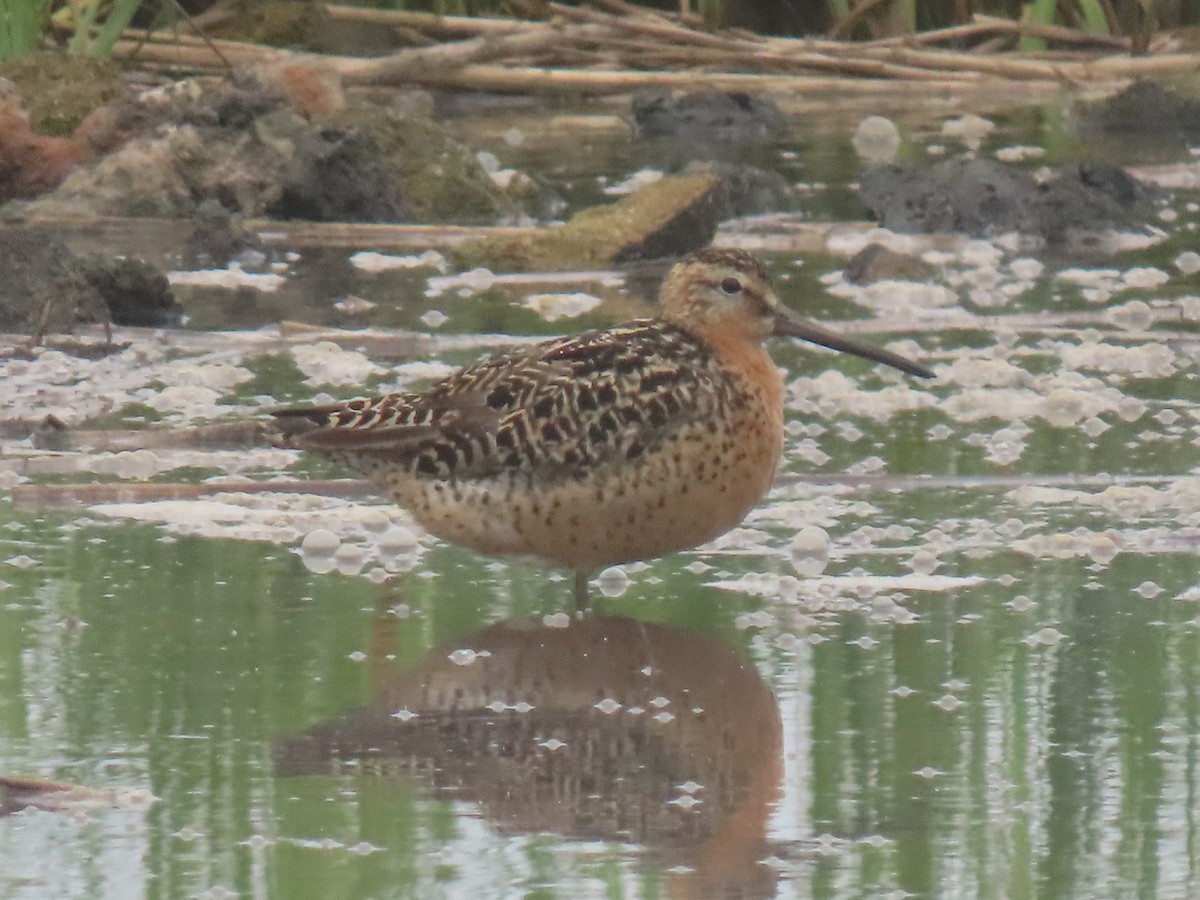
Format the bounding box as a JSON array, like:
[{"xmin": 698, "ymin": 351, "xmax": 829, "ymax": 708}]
[
  {"xmin": 0, "ymin": 776, "xmax": 153, "ymax": 816},
  {"xmin": 11, "ymin": 479, "xmax": 378, "ymax": 508}
]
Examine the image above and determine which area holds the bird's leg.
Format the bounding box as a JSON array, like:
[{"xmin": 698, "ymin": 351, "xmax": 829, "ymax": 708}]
[
  {"xmin": 573, "ymin": 570, "xmax": 591, "ymax": 614},
  {"xmin": 369, "ymin": 577, "xmax": 405, "ymax": 697}
]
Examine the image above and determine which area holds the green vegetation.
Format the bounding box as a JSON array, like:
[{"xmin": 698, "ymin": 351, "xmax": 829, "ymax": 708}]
[
  {"xmin": 0, "ymin": 0, "xmax": 45, "ymax": 59},
  {"xmin": 1019, "ymin": 0, "xmax": 1111, "ymax": 51},
  {"xmin": 64, "ymin": 0, "xmax": 145, "ymax": 57},
  {"xmin": 1078, "ymin": 0, "xmax": 1111, "ymax": 34},
  {"xmin": 1019, "ymin": 0, "xmax": 1061, "ymax": 50},
  {"xmin": 0, "ymin": 0, "xmax": 146, "ymax": 61}
]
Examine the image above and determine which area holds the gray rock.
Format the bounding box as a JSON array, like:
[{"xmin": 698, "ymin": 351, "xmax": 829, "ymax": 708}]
[
  {"xmin": 1077, "ymin": 80, "xmax": 1200, "ymax": 144},
  {"xmin": 78, "ymin": 256, "xmax": 181, "ymax": 328},
  {"xmin": 0, "ymin": 230, "xmax": 109, "ymax": 334},
  {"xmin": 858, "ymin": 158, "xmax": 1152, "ymax": 244},
  {"xmin": 682, "ymin": 160, "xmax": 800, "ymax": 218},
  {"xmin": 0, "ymin": 229, "xmax": 179, "ymax": 334},
  {"xmin": 632, "ymin": 89, "xmax": 784, "ymax": 141}
]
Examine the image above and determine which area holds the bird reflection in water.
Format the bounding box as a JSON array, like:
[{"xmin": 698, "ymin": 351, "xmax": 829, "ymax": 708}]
[{"xmin": 274, "ymin": 614, "xmax": 782, "ymax": 898}]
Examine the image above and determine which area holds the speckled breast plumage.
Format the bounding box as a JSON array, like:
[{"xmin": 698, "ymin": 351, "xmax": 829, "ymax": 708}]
[{"xmin": 275, "ymin": 318, "xmax": 784, "ymax": 570}]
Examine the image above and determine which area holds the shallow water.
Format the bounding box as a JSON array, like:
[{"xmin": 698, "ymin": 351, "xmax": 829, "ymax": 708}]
[{"xmin": 3, "ymin": 94, "xmax": 1200, "ymax": 899}]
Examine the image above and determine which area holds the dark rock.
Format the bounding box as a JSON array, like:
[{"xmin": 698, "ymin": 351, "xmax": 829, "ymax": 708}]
[
  {"xmin": 681, "ymin": 160, "xmax": 799, "ymax": 218},
  {"xmin": 1078, "ymin": 80, "xmax": 1200, "ymax": 143},
  {"xmin": 0, "ymin": 230, "xmax": 109, "ymax": 334},
  {"xmin": 336, "ymin": 105, "xmax": 523, "ymax": 224},
  {"xmin": 859, "ymin": 159, "xmax": 1040, "ymax": 236},
  {"xmin": 611, "ymin": 164, "xmax": 802, "ymax": 263},
  {"xmin": 1059, "ymin": 162, "xmax": 1144, "ymax": 208},
  {"xmin": 842, "ymin": 244, "xmax": 936, "ymax": 285},
  {"xmin": 183, "ymin": 200, "xmax": 265, "ymax": 268},
  {"xmin": 611, "ymin": 187, "xmax": 721, "ymax": 264},
  {"xmin": 0, "ymin": 229, "xmax": 178, "ymax": 334},
  {"xmin": 858, "ymin": 158, "xmax": 1152, "ymax": 244},
  {"xmin": 31, "ymin": 415, "xmax": 72, "ymax": 451},
  {"xmin": 212, "ymin": 72, "xmax": 289, "ymax": 130},
  {"xmin": 268, "ymin": 126, "xmax": 407, "ymax": 222},
  {"xmin": 632, "ymin": 88, "xmax": 784, "ymax": 141},
  {"xmin": 78, "ymin": 256, "xmax": 182, "ymax": 328}
]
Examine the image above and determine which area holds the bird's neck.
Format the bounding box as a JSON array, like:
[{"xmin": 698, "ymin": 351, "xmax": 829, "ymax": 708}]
[{"xmin": 689, "ymin": 322, "xmax": 785, "ymax": 412}]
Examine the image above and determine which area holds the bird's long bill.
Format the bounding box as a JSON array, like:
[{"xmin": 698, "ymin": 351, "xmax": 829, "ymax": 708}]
[{"xmin": 773, "ymin": 305, "xmax": 934, "ymax": 378}]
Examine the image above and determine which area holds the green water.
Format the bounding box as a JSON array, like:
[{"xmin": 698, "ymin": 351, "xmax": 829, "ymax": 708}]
[
  {"xmin": 3, "ymin": 446, "xmax": 1198, "ymax": 898},
  {"xmin": 4, "ymin": 98, "xmax": 1200, "ymax": 899}
]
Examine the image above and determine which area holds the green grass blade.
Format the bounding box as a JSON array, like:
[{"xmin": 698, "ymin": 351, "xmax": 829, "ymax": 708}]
[
  {"xmin": 699, "ymin": 0, "xmax": 726, "ymax": 29},
  {"xmin": 827, "ymin": 0, "xmax": 851, "ymax": 20},
  {"xmin": 1017, "ymin": 0, "xmax": 1056, "ymax": 52},
  {"xmin": 65, "ymin": 0, "xmax": 145, "ymax": 57},
  {"xmin": 66, "ymin": 0, "xmax": 103, "ymax": 54},
  {"xmin": 91, "ymin": 0, "xmax": 144, "ymax": 56},
  {"xmin": 1078, "ymin": 0, "xmax": 1110, "ymax": 34},
  {"xmin": 0, "ymin": 0, "xmax": 48, "ymax": 60}
]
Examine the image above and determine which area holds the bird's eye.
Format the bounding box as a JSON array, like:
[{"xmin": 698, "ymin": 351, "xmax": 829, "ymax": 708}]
[{"xmin": 720, "ymin": 277, "xmax": 742, "ymax": 295}]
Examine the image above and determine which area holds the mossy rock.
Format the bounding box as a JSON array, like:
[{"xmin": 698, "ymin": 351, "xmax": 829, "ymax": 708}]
[
  {"xmin": 0, "ymin": 52, "xmax": 121, "ymax": 136},
  {"xmin": 455, "ymin": 173, "xmax": 723, "ymax": 272},
  {"xmin": 334, "ymin": 103, "xmax": 521, "ymax": 224}
]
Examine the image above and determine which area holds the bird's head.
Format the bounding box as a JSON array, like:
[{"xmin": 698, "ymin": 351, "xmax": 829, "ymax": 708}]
[{"xmin": 660, "ymin": 247, "xmax": 933, "ymax": 378}]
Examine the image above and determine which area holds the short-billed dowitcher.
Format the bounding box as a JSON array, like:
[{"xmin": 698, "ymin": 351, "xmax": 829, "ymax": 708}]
[{"xmin": 274, "ymin": 248, "xmax": 933, "ymax": 607}]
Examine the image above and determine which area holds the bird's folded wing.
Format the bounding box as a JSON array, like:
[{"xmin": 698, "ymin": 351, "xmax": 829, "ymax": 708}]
[{"xmin": 270, "ymin": 321, "xmax": 729, "ymax": 481}]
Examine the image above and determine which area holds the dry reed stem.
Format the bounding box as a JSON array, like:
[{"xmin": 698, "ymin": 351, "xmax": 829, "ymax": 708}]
[
  {"xmin": 971, "ymin": 13, "xmax": 1129, "ymax": 49},
  {"xmin": 324, "ymin": 4, "xmax": 528, "ymax": 36},
  {"xmin": 387, "ymin": 63, "xmax": 993, "ymax": 93},
  {"xmin": 338, "ymin": 23, "xmax": 611, "ymax": 84},
  {"xmin": 865, "ymin": 14, "xmax": 1128, "ymax": 50},
  {"xmin": 104, "ymin": 3, "xmax": 1183, "ymax": 92}
]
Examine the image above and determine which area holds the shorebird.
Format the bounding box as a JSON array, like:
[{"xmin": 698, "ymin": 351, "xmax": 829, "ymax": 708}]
[{"xmin": 274, "ymin": 248, "xmax": 933, "ymax": 608}]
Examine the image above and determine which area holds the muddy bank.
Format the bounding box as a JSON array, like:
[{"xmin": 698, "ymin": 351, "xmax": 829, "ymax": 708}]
[{"xmin": 1, "ymin": 60, "xmax": 540, "ymax": 227}]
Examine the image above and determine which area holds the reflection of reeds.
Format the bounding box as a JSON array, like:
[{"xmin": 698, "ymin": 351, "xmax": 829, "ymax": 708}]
[{"xmin": 275, "ymin": 614, "xmax": 783, "ymax": 895}]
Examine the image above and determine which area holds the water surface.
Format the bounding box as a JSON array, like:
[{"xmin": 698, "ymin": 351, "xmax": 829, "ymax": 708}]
[{"xmin": 2, "ymin": 94, "xmax": 1200, "ymax": 899}]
